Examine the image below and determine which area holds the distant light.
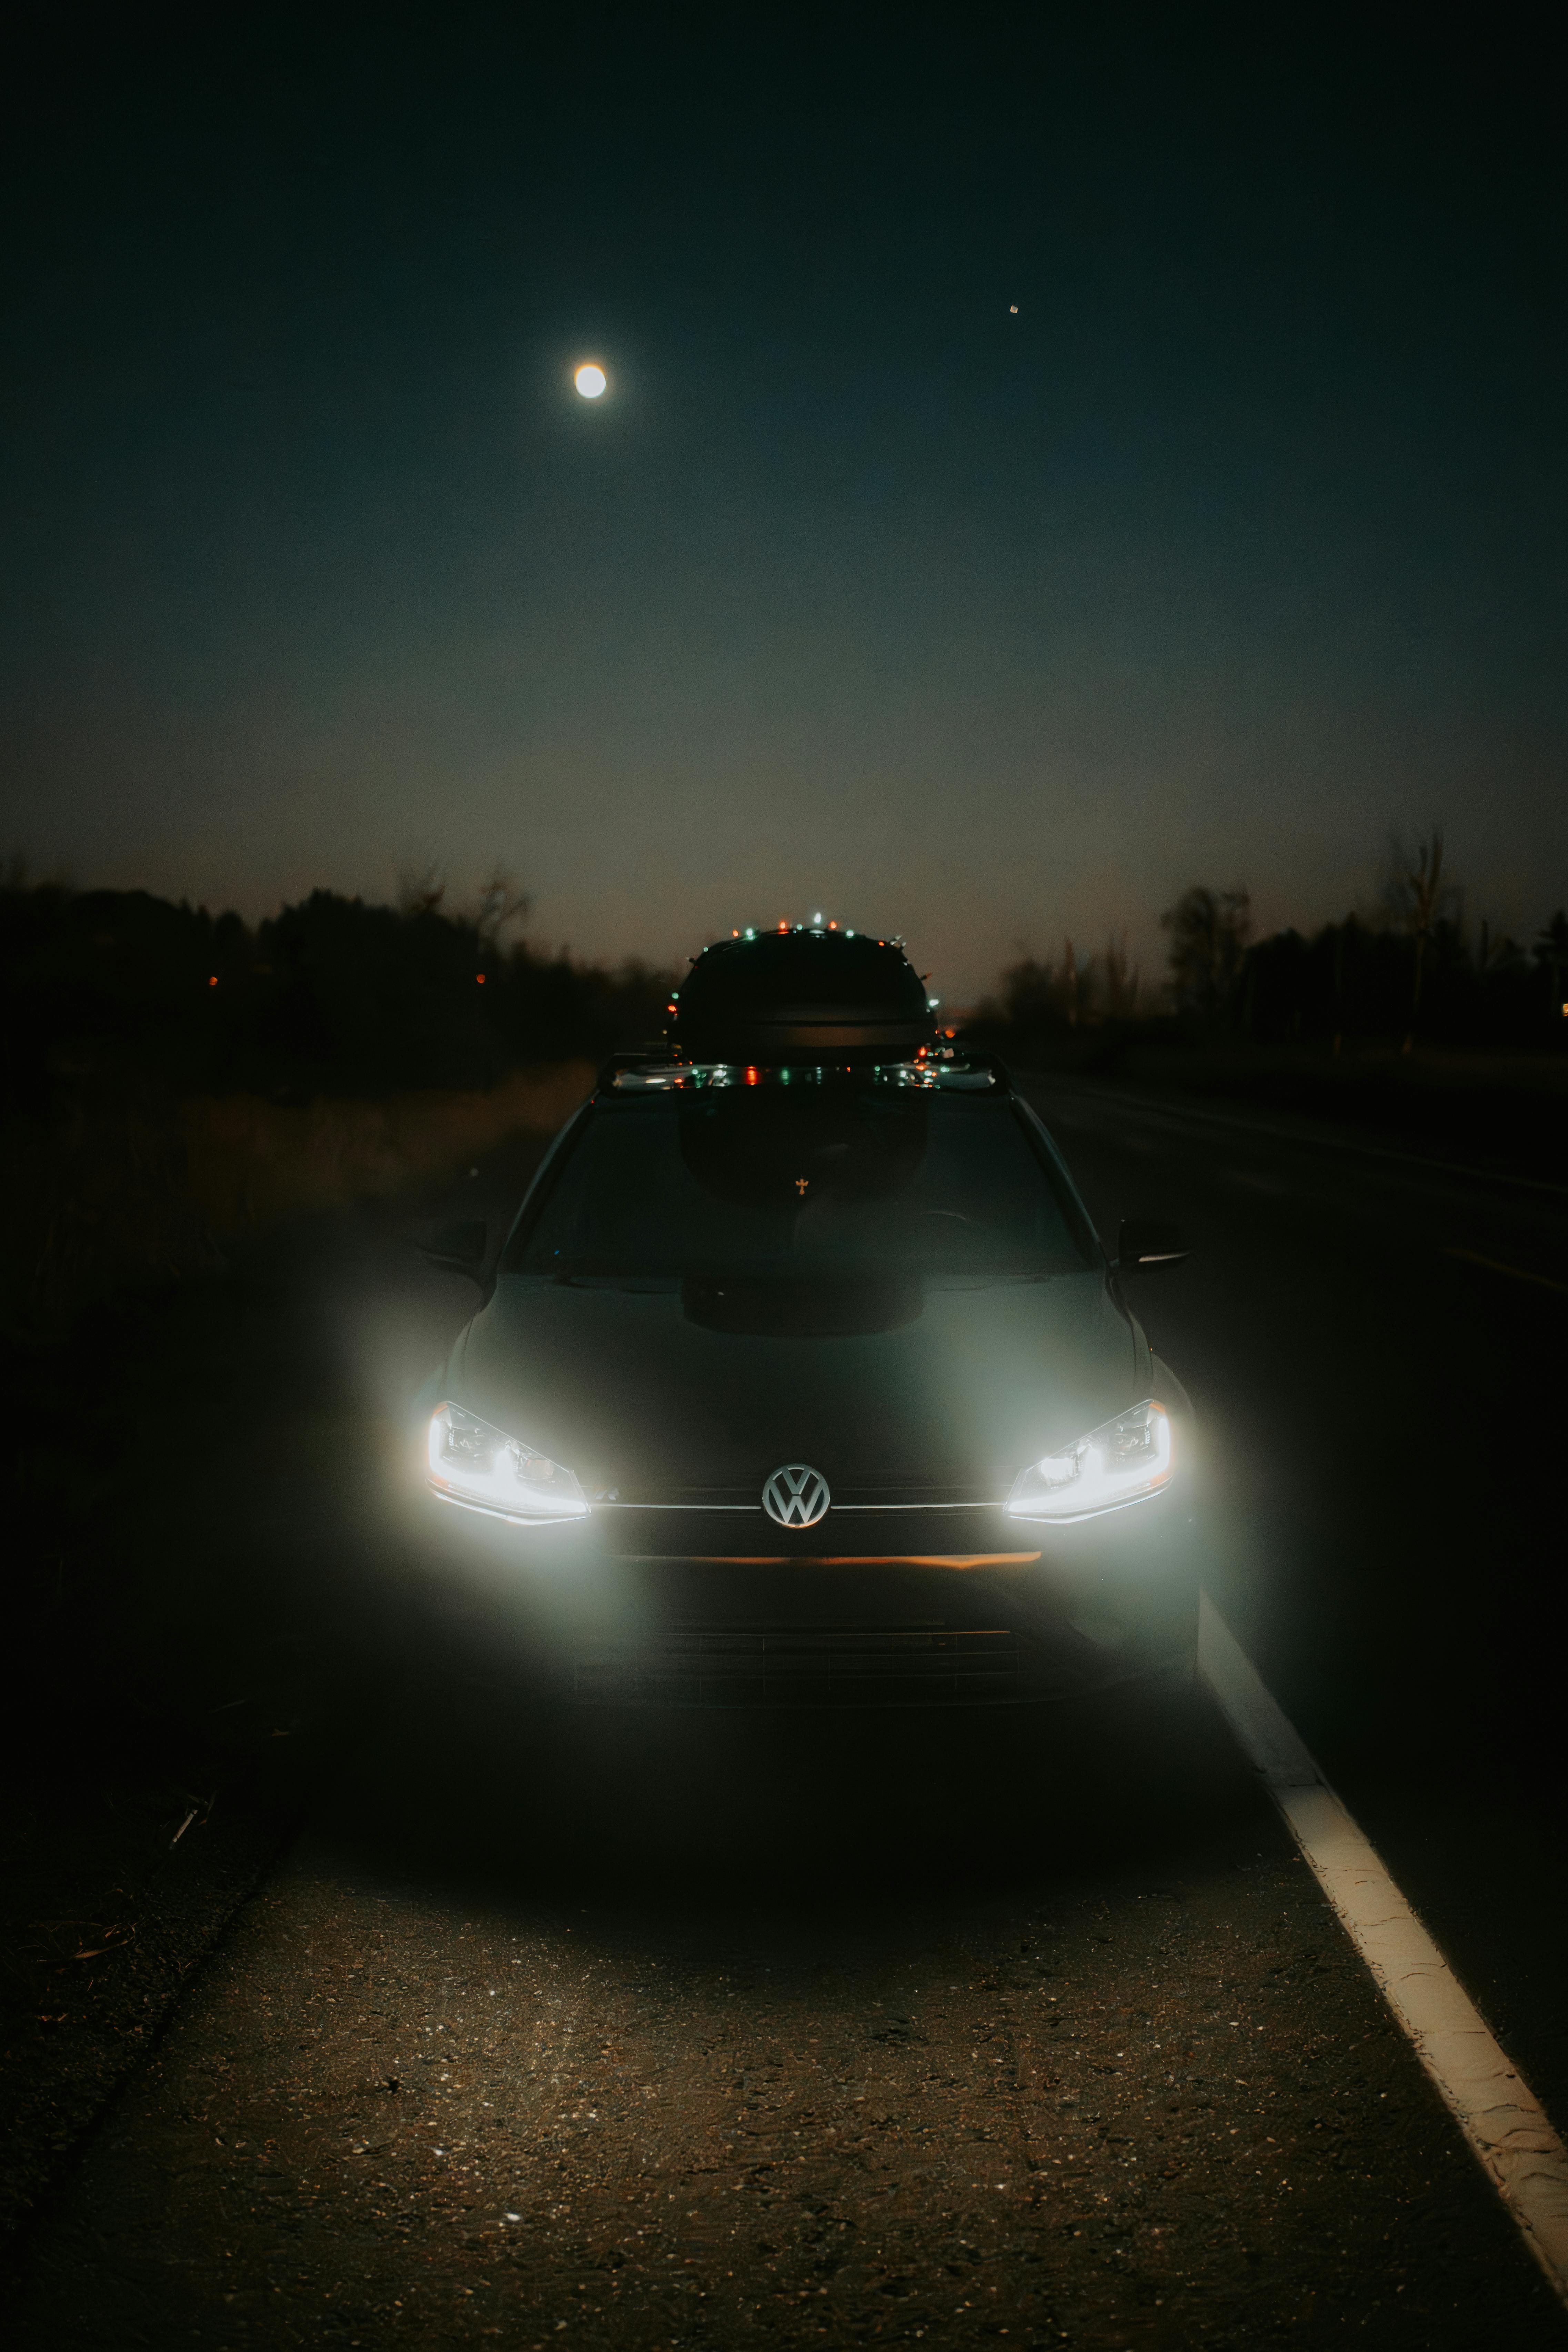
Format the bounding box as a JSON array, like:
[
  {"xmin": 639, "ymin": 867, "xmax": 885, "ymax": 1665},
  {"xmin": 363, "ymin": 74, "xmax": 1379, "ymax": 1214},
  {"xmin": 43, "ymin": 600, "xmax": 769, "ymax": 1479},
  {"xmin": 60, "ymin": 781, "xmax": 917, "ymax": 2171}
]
[
  {"xmin": 1009, "ymin": 304, "xmax": 1018, "ymax": 314},
  {"xmin": 476, "ymin": 973, "xmax": 486, "ymax": 985},
  {"xmin": 744, "ymin": 1066, "xmax": 760, "ymax": 1086},
  {"xmin": 812, "ymin": 911, "xmax": 823, "ymax": 926},
  {"xmin": 207, "ymin": 974, "xmax": 218, "ymax": 987},
  {"xmin": 574, "ymin": 363, "xmax": 607, "ymax": 399}
]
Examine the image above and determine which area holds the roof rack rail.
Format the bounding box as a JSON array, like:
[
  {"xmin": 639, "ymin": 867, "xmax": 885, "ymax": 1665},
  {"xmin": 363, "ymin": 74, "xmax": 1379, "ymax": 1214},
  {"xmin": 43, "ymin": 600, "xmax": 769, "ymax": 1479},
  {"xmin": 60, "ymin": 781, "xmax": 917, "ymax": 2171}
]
[
  {"xmin": 594, "ymin": 1046, "xmax": 681, "ymax": 1088},
  {"xmin": 592, "ymin": 1043, "xmax": 1012, "ymax": 1096}
]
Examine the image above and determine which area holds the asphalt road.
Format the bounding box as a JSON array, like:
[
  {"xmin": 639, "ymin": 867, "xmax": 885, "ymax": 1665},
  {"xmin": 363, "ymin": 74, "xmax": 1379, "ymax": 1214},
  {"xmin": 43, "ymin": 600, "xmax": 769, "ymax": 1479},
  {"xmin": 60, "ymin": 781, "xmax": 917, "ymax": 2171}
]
[
  {"xmin": 9, "ymin": 1079, "xmax": 1568, "ymax": 2349},
  {"xmin": 1028, "ymin": 1076, "xmax": 1568, "ymax": 2130}
]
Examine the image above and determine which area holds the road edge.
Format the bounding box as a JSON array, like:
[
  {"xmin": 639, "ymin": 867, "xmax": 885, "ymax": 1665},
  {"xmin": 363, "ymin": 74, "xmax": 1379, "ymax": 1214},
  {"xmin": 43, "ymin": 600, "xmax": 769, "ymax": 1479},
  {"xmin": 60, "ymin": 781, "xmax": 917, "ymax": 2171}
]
[{"xmin": 1199, "ymin": 1590, "xmax": 1568, "ymax": 2308}]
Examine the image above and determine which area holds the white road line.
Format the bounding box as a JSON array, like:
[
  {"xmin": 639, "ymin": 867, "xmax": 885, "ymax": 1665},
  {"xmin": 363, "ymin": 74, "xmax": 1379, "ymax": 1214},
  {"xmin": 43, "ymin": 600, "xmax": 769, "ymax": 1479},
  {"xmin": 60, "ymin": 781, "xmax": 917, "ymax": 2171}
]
[
  {"xmin": 1198, "ymin": 1591, "xmax": 1568, "ymax": 2304},
  {"xmin": 1444, "ymin": 1246, "xmax": 1568, "ymax": 1298}
]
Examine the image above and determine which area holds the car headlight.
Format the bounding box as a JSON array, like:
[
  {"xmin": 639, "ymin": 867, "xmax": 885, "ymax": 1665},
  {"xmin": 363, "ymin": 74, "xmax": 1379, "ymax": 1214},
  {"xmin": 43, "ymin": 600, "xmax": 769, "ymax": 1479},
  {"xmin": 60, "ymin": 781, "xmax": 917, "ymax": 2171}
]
[
  {"xmin": 1006, "ymin": 1398, "xmax": 1172, "ymax": 1522},
  {"xmin": 427, "ymin": 1401, "xmax": 589, "ymax": 1523}
]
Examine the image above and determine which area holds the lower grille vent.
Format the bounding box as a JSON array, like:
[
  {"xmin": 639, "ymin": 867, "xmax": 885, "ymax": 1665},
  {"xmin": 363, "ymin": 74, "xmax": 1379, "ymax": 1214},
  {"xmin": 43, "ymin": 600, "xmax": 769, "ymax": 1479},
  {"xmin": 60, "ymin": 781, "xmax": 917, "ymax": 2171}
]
[{"xmin": 572, "ymin": 1623, "xmax": 1069, "ymax": 1708}]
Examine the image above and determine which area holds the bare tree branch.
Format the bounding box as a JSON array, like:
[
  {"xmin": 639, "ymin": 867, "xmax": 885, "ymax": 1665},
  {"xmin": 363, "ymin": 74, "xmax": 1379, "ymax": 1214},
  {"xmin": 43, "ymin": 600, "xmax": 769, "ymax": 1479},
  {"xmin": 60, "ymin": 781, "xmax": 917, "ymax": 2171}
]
[
  {"xmin": 474, "ymin": 864, "xmax": 531, "ymax": 946},
  {"xmin": 396, "ymin": 863, "xmax": 445, "ymax": 919},
  {"xmin": 1382, "ymin": 826, "xmax": 1457, "ymax": 1045}
]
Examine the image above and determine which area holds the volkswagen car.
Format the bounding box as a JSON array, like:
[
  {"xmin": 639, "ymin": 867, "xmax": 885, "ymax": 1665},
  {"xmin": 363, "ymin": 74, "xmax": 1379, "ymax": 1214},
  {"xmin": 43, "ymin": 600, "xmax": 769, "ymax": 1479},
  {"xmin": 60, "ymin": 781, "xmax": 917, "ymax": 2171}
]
[{"xmin": 413, "ymin": 923, "xmax": 1199, "ymax": 1706}]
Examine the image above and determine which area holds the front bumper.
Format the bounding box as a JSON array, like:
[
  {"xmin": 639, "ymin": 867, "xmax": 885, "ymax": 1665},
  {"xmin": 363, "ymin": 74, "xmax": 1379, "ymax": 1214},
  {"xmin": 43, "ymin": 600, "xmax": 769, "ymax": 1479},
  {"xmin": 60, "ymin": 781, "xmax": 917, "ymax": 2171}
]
[{"xmin": 413, "ymin": 1485, "xmax": 1202, "ymax": 1707}]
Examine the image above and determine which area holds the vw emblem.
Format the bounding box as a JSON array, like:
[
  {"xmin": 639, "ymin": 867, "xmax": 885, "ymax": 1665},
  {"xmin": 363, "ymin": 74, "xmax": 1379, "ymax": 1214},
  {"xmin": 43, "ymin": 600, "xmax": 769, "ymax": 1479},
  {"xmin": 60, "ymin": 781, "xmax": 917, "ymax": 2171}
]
[{"xmin": 762, "ymin": 1463, "xmax": 831, "ymax": 1529}]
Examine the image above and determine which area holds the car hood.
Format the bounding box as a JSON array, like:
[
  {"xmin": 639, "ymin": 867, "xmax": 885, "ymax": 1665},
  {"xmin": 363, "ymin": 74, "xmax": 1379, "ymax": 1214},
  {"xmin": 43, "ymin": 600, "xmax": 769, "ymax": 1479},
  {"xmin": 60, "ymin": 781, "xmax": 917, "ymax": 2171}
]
[{"xmin": 452, "ymin": 1269, "xmax": 1145, "ymax": 1498}]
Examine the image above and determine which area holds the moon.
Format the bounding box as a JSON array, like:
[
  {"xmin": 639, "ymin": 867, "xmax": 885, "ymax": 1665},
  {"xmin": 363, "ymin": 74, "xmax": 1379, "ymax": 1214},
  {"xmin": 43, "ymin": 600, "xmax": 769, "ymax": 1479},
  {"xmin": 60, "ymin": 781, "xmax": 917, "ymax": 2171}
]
[{"xmin": 574, "ymin": 363, "xmax": 607, "ymax": 399}]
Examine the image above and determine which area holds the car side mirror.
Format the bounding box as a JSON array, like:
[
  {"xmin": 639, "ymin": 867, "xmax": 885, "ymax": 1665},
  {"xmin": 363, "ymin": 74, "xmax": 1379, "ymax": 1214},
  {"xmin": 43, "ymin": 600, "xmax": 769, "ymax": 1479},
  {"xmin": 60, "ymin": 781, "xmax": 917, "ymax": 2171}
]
[
  {"xmin": 1114, "ymin": 1217, "xmax": 1190, "ymax": 1275},
  {"xmin": 421, "ymin": 1219, "xmax": 488, "ymax": 1282}
]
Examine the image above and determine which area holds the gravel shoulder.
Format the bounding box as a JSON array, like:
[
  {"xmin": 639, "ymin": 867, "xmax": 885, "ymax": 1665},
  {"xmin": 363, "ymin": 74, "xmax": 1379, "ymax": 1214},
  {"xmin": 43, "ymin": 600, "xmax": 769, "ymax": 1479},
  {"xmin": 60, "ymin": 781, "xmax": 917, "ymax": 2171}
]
[{"xmin": 0, "ymin": 1128, "xmax": 553, "ymax": 2258}]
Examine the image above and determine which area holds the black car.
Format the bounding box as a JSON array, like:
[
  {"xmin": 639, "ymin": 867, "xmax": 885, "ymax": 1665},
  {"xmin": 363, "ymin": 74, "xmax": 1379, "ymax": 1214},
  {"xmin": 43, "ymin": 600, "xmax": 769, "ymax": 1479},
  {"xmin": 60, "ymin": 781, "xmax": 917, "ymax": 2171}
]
[{"xmin": 414, "ymin": 924, "xmax": 1199, "ymax": 1707}]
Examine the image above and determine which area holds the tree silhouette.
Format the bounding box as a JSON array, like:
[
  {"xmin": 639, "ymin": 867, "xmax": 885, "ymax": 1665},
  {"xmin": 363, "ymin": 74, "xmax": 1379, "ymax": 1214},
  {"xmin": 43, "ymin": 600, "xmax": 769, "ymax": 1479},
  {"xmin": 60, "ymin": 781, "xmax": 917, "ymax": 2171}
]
[
  {"xmin": 1535, "ymin": 909, "xmax": 1568, "ymax": 1011},
  {"xmin": 1383, "ymin": 826, "xmax": 1456, "ymax": 1049},
  {"xmin": 474, "ymin": 864, "xmax": 531, "ymax": 948},
  {"xmin": 396, "ymin": 863, "xmax": 445, "ymax": 919},
  {"xmin": 1103, "ymin": 929, "xmax": 1139, "ymax": 1018},
  {"xmin": 1160, "ymin": 886, "xmax": 1252, "ymax": 1019}
]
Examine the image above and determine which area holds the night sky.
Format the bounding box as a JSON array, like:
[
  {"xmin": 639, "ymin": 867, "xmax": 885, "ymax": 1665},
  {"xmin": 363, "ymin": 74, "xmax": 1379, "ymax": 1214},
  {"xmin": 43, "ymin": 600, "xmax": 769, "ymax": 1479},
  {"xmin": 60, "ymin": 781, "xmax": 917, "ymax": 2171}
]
[{"xmin": 2, "ymin": 6, "xmax": 1563, "ymax": 997}]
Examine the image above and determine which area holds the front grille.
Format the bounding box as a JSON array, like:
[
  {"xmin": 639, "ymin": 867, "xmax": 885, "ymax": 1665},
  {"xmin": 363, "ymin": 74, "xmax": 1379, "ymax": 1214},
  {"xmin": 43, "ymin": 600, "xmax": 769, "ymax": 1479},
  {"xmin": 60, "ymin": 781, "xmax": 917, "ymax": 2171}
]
[
  {"xmin": 603, "ymin": 1484, "xmax": 996, "ymax": 1510},
  {"xmin": 572, "ymin": 1624, "xmax": 1071, "ymax": 1708},
  {"xmin": 599, "ymin": 1502, "xmax": 1010, "ymax": 1558}
]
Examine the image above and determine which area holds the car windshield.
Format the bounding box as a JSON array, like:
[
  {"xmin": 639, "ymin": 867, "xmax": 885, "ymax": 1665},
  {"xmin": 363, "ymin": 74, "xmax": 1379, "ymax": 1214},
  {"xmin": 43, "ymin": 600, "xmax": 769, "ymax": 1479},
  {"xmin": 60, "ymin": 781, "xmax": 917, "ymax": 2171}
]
[{"xmin": 507, "ymin": 1089, "xmax": 1096, "ymax": 1279}]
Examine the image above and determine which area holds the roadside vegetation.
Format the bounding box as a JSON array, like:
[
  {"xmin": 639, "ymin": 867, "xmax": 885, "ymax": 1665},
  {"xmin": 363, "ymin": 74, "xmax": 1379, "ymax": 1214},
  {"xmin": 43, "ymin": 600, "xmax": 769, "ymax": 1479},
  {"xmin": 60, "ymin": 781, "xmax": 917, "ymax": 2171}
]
[
  {"xmin": 975, "ymin": 830, "xmax": 1566, "ymax": 1056},
  {"xmin": 0, "ymin": 866, "xmax": 664, "ymax": 1339},
  {"xmin": 968, "ymin": 831, "xmax": 1568, "ymax": 1177}
]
